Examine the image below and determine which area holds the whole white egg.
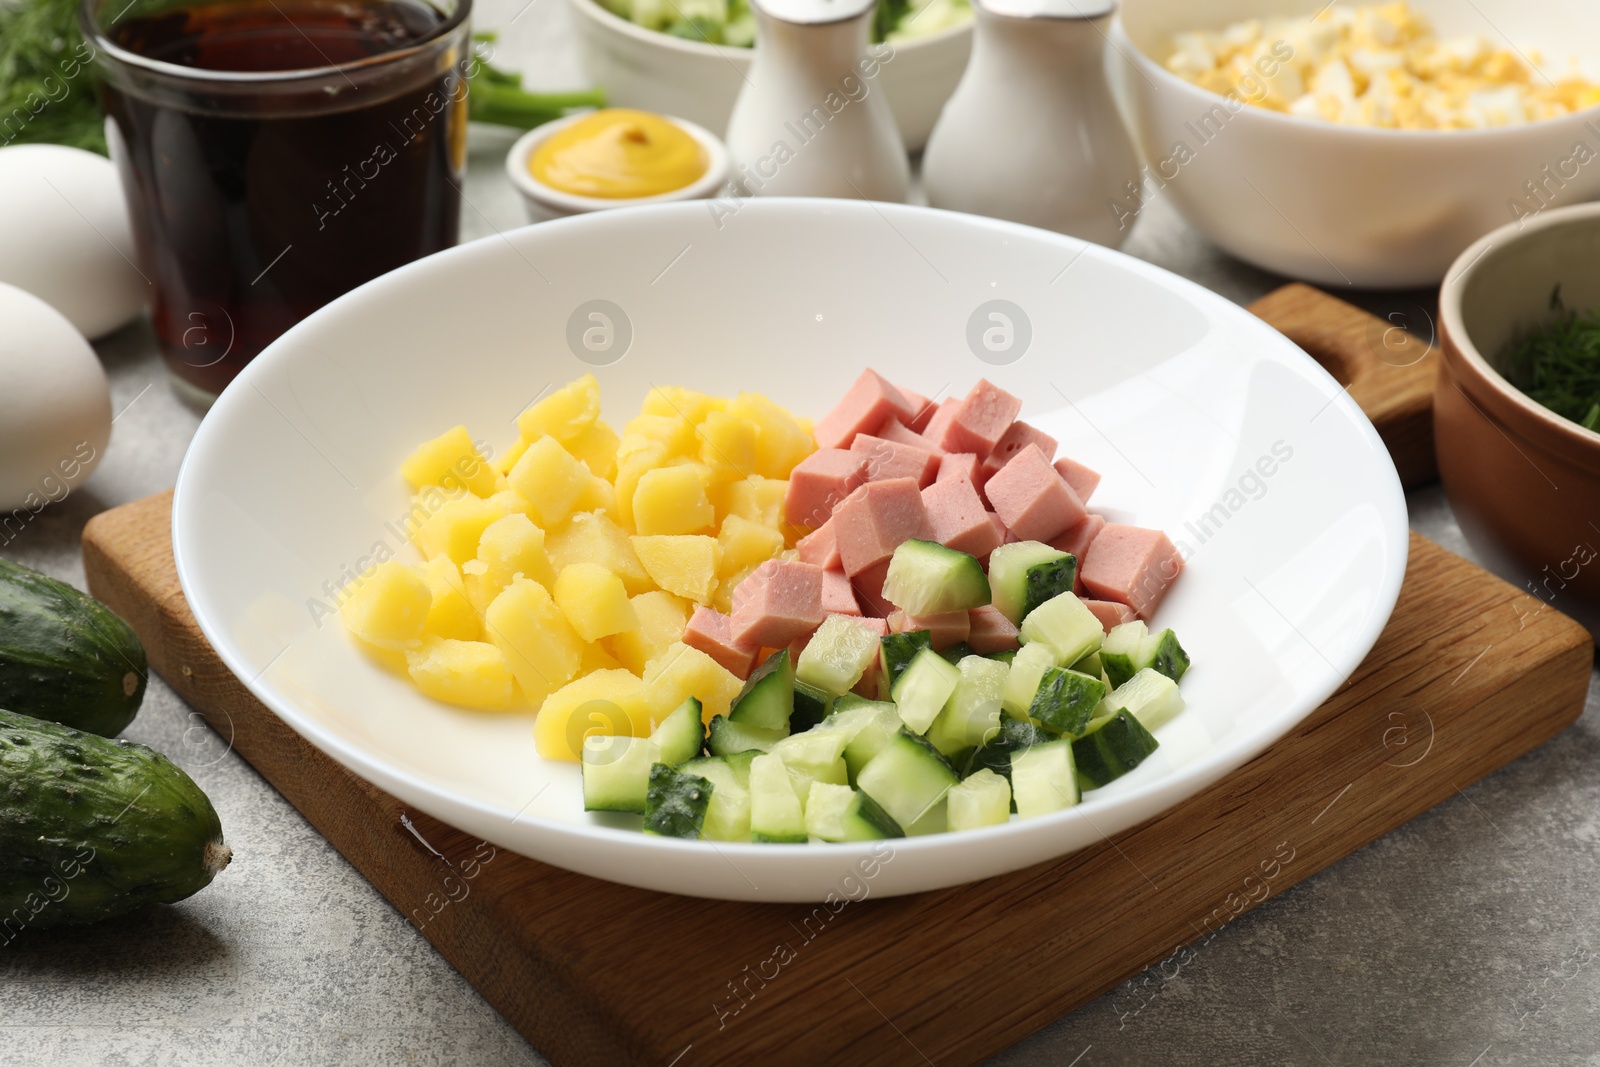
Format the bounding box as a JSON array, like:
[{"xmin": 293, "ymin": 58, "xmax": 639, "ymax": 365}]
[
  {"xmin": 0, "ymin": 144, "xmax": 147, "ymax": 340},
  {"xmin": 0, "ymin": 283, "xmax": 112, "ymax": 513}
]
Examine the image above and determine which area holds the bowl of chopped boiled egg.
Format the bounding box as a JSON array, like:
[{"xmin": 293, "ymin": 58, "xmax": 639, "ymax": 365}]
[{"xmin": 1111, "ymin": 0, "xmax": 1600, "ymax": 287}]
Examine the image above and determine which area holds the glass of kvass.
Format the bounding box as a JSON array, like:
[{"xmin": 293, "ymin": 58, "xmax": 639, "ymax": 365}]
[{"xmin": 81, "ymin": 0, "xmax": 472, "ymax": 404}]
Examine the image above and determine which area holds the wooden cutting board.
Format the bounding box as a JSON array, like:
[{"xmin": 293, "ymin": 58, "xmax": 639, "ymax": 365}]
[{"xmin": 81, "ymin": 284, "xmax": 1592, "ymax": 1067}]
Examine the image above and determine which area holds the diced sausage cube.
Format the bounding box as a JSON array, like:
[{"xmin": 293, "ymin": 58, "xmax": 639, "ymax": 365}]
[
  {"xmin": 683, "ymin": 607, "xmax": 760, "ymax": 679},
  {"xmin": 875, "ymin": 418, "xmax": 943, "ymax": 455},
  {"xmin": 921, "ymin": 397, "xmax": 961, "ymax": 449},
  {"xmin": 967, "ymin": 605, "xmax": 1020, "ymax": 654},
  {"xmin": 1050, "ymin": 513, "xmax": 1106, "ymax": 595},
  {"xmin": 730, "ymin": 559, "xmax": 826, "ymax": 647},
  {"xmin": 983, "ymin": 421, "xmax": 1059, "ymax": 475},
  {"xmin": 812, "ymin": 369, "xmax": 917, "ymax": 450},
  {"xmin": 889, "ymin": 608, "xmax": 970, "ymax": 650},
  {"xmin": 937, "ymin": 451, "xmax": 984, "ymax": 489},
  {"xmin": 820, "ymin": 568, "xmax": 861, "ymax": 617},
  {"xmin": 931, "ymin": 379, "xmax": 1022, "ymax": 458},
  {"xmin": 1080, "ymin": 524, "xmax": 1184, "ymax": 619},
  {"xmin": 851, "ymin": 558, "xmax": 894, "ymax": 618},
  {"xmin": 832, "ymin": 479, "xmax": 931, "ymax": 577},
  {"xmin": 901, "ymin": 388, "xmax": 937, "ymax": 433},
  {"xmin": 1053, "ymin": 456, "xmax": 1102, "ymax": 504},
  {"xmin": 984, "ymin": 444, "xmax": 1087, "ymax": 542},
  {"xmin": 920, "ymin": 477, "xmax": 1002, "ymax": 560},
  {"xmin": 852, "ymin": 434, "xmax": 941, "ymax": 488},
  {"xmin": 785, "ymin": 448, "xmax": 867, "ymax": 528},
  {"xmin": 1082, "ymin": 599, "xmax": 1137, "ymax": 634},
  {"xmin": 796, "ymin": 520, "xmax": 841, "ymax": 569}
]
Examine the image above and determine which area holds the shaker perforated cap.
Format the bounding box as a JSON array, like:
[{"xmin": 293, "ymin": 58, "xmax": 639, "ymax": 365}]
[
  {"xmin": 976, "ymin": 0, "xmax": 1115, "ymax": 18},
  {"xmin": 748, "ymin": 0, "xmax": 877, "ymax": 24}
]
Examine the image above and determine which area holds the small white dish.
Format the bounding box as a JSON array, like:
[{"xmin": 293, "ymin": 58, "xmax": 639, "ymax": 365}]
[
  {"xmin": 172, "ymin": 199, "xmax": 1408, "ymax": 902},
  {"xmin": 504, "ymin": 112, "xmax": 731, "ymax": 223}
]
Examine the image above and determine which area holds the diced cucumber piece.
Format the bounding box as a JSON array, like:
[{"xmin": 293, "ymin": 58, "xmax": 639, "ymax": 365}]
[
  {"xmin": 651, "ymin": 697, "xmax": 706, "ymax": 767},
  {"xmin": 749, "ymin": 752, "xmax": 807, "ymax": 843},
  {"xmin": 855, "ymin": 727, "xmax": 959, "ymax": 828},
  {"xmin": 797, "ymin": 615, "xmax": 880, "ymax": 696},
  {"xmin": 785, "ymin": 755, "xmax": 848, "ymax": 807},
  {"xmin": 1001, "ymin": 642, "xmax": 1058, "ymax": 720},
  {"xmin": 882, "ymin": 539, "xmax": 991, "ymax": 615},
  {"xmin": 879, "ymin": 630, "xmax": 932, "ymax": 692},
  {"xmin": 890, "ymin": 648, "xmax": 962, "ymax": 733},
  {"xmin": 643, "ymin": 763, "xmax": 713, "ymax": 837},
  {"xmin": 772, "ymin": 725, "xmax": 853, "ymax": 804},
  {"xmin": 1019, "ymin": 592, "xmax": 1104, "ymax": 666},
  {"xmin": 1071, "ymin": 650, "xmax": 1103, "ymax": 678},
  {"xmin": 1012, "ymin": 739, "xmax": 1078, "ymax": 818},
  {"xmin": 1101, "ymin": 622, "xmax": 1192, "ymax": 688},
  {"xmin": 937, "ymin": 641, "xmax": 978, "ymax": 665},
  {"xmin": 926, "ymin": 655, "xmax": 1008, "ymax": 756},
  {"xmin": 729, "ymin": 649, "xmax": 794, "ymax": 732},
  {"xmin": 947, "ymin": 768, "xmax": 1012, "ymax": 831},
  {"xmin": 839, "ymin": 704, "xmax": 905, "ymax": 783},
  {"xmin": 723, "ymin": 748, "xmax": 757, "ymax": 787},
  {"xmin": 1072, "ymin": 709, "xmax": 1160, "ymax": 790},
  {"xmin": 988, "ymin": 541, "xmax": 1070, "ymax": 624},
  {"xmin": 963, "ymin": 717, "xmax": 1055, "ymax": 807},
  {"xmin": 708, "ymin": 714, "xmax": 785, "ymax": 757},
  {"xmin": 681, "ymin": 757, "xmax": 751, "ymax": 841},
  {"xmin": 791, "ymin": 679, "xmax": 834, "ymax": 733},
  {"xmin": 905, "ymin": 798, "xmax": 948, "ymax": 836},
  {"xmin": 581, "ymin": 734, "xmax": 657, "ymax": 813},
  {"xmin": 1028, "ymin": 668, "xmax": 1108, "ymax": 737},
  {"xmin": 987, "ymin": 649, "xmax": 1017, "ymax": 666},
  {"xmin": 803, "ymin": 782, "xmax": 904, "ymax": 841},
  {"xmin": 831, "ymin": 692, "xmax": 879, "ymax": 714},
  {"xmin": 1099, "ymin": 668, "xmax": 1185, "ymax": 732}
]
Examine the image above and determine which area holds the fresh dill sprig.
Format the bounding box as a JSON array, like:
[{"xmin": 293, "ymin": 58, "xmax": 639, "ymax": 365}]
[
  {"xmin": 0, "ymin": 0, "xmax": 108, "ymax": 153},
  {"xmin": 1506, "ymin": 286, "xmax": 1600, "ymax": 434}
]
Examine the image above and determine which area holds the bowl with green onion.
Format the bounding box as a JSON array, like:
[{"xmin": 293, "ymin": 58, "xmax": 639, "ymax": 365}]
[{"xmin": 1437, "ymin": 202, "xmax": 1600, "ymax": 629}]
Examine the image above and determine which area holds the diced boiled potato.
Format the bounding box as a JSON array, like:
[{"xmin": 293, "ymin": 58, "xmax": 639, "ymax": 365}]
[
  {"xmin": 417, "ymin": 555, "xmax": 480, "ymax": 641},
  {"xmin": 341, "ymin": 560, "xmax": 432, "ymax": 650},
  {"xmin": 604, "ymin": 590, "xmax": 693, "ymax": 673},
  {"xmin": 631, "ymin": 534, "xmax": 721, "ymax": 604},
  {"xmin": 507, "ymin": 436, "xmax": 591, "ymax": 528},
  {"xmin": 546, "ymin": 511, "xmax": 651, "ymax": 594},
  {"xmin": 461, "ymin": 560, "xmax": 496, "ymax": 618},
  {"xmin": 553, "ymin": 562, "xmax": 639, "ymax": 642},
  {"xmin": 581, "ymin": 640, "xmax": 624, "ymax": 674},
  {"xmin": 484, "ymin": 577, "xmax": 585, "ymax": 705},
  {"xmin": 641, "ymin": 385, "xmax": 725, "ymax": 425},
  {"xmin": 478, "ymin": 513, "xmax": 556, "ymax": 589},
  {"xmin": 574, "ymin": 474, "xmax": 617, "ymax": 519},
  {"xmin": 697, "ymin": 410, "xmax": 760, "ymax": 476},
  {"xmin": 712, "ymin": 475, "xmax": 788, "ymax": 529},
  {"xmin": 405, "ymin": 637, "xmax": 515, "ymax": 711},
  {"xmin": 711, "ymin": 562, "xmax": 758, "ymax": 616},
  {"xmin": 613, "ymin": 440, "xmax": 669, "ymax": 530},
  {"xmin": 516, "ymin": 373, "xmax": 599, "ymax": 443},
  {"xmin": 642, "ymin": 642, "xmax": 743, "ymax": 726},
  {"xmin": 413, "ymin": 495, "xmax": 503, "ymax": 564},
  {"xmin": 632, "ymin": 464, "xmax": 714, "ymax": 536},
  {"xmin": 486, "ymin": 488, "xmax": 535, "ymax": 519},
  {"xmin": 566, "ymin": 420, "xmax": 620, "ymax": 481},
  {"xmin": 716, "ymin": 514, "xmax": 786, "ymax": 578},
  {"xmin": 729, "ymin": 392, "xmax": 815, "ymax": 478},
  {"xmin": 534, "ymin": 669, "xmax": 650, "ymax": 760},
  {"xmin": 492, "ymin": 436, "xmax": 530, "ymax": 475},
  {"xmin": 400, "ymin": 425, "xmax": 498, "ymax": 497},
  {"xmin": 623, "ymin": 413, "xmax": 697, "ymax": 457}
]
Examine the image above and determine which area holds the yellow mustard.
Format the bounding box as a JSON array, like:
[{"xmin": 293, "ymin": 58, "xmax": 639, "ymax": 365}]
[{"xmin": 530, "ymin": 109, "xmax": 708, "ymax": 199}]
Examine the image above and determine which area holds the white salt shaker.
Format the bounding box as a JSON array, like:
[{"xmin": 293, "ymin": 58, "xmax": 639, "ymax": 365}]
[
  {"xmin": 724, "ymin": 0, "xmax": 910, "ymax": 202},
  {"xmin": 923, "ymin": 0, "xmax": 1140, "ymax": 247}
]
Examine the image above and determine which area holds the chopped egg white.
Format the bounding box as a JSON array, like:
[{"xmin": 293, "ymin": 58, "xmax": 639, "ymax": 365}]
[{"xmin": 1165, "ymin": 1, "xmax": 1600, "ymax": 130}]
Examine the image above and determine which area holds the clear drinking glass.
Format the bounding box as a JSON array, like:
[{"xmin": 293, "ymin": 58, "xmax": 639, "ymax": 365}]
[{"xmin": 81, "ymin": 0, "xmax": 472, "ymax": 403}]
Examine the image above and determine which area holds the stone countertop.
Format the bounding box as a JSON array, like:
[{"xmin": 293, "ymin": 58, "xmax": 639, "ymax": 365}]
[{"xmin": 1, "ymin": 4, "xmax": 1597, "ymax": 1065}]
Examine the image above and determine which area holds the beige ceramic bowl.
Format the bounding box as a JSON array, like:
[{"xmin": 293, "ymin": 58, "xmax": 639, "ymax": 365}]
[{"xmin": 1437, "ymin": 202, "xmax": 1600, "ymax": 634}]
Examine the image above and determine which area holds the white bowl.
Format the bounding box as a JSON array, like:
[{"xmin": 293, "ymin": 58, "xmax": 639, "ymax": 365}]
[
  {"xmin": 1113, "ymin": 0, "xmax": 1600, "ymax": 288},
  {"xmin": 172, "ymin": 199, "xmax": 1408, "ymax": 902},
  {"xmin": 565, "ymin": 0, "xmax": 971, "ymax": 152},
  {"xmin": 504, "ymin": 112, "xmax": 731, "ymax": 223}
]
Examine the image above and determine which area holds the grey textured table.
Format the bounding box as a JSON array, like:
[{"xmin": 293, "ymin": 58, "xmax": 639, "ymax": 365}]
[{"xmin": 2, "ymin": 6, "xmax": 1597, "ymax": 1066}]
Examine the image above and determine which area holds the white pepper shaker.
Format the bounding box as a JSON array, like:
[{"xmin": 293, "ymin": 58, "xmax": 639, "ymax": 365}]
[
  {"xmin": 724, "ymin": 0, "xmax": 910, "ymax": 201},
  {"xmin": 923, "ymin": 0, "xmax": 1140, "ymax": 247}
]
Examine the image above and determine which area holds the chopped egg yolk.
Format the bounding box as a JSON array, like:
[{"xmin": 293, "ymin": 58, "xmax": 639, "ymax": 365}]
[{"xmin": 1164, "ymin": 2, "xmax": 1600, "ymax": 130}]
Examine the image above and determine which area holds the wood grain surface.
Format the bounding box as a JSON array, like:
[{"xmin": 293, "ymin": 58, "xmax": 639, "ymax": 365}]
[{"xmin": 79, "ymin": 288, "xmax": 1591, "ymax": 1066}]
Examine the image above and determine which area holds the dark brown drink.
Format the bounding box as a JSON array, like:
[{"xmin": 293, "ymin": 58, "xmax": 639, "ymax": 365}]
[{"xmin": 90, "ymin": 0, "xmax": 469, "ymax": 399}]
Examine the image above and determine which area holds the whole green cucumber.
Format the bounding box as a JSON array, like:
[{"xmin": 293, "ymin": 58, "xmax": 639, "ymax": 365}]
[
  {"xmin": 0, "ymin": 557, "xmax": 147, "ymax": 736},
  {"xmin": 0, "ymin": 709, "xmax": 232, "ymax": 933}
]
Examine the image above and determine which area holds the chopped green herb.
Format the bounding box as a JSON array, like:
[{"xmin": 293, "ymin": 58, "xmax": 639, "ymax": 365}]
[
  {"xmin": 1506, "ymin": 288, "xmax": 1600, "ymax": 434},
  {"xmin": 0, "ymin": 0, "xmax": 107, "ymax": 153}
]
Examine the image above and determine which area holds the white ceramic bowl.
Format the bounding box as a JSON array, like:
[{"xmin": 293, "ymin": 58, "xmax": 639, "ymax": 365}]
[
  {"xmin": 1113, "ymin": 0, "xmax": 1600, "ymax": 288},
  {"xmin": 565, "ymin": 0, "xmax": 971, "ymax": 152},
  {"xmin": 504, "ymin": 112, "xmax": 731, "ymax": 223},
  {"xmin": 172, "ymin": 199, "xmax": 1408, "ymax": 902}
]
